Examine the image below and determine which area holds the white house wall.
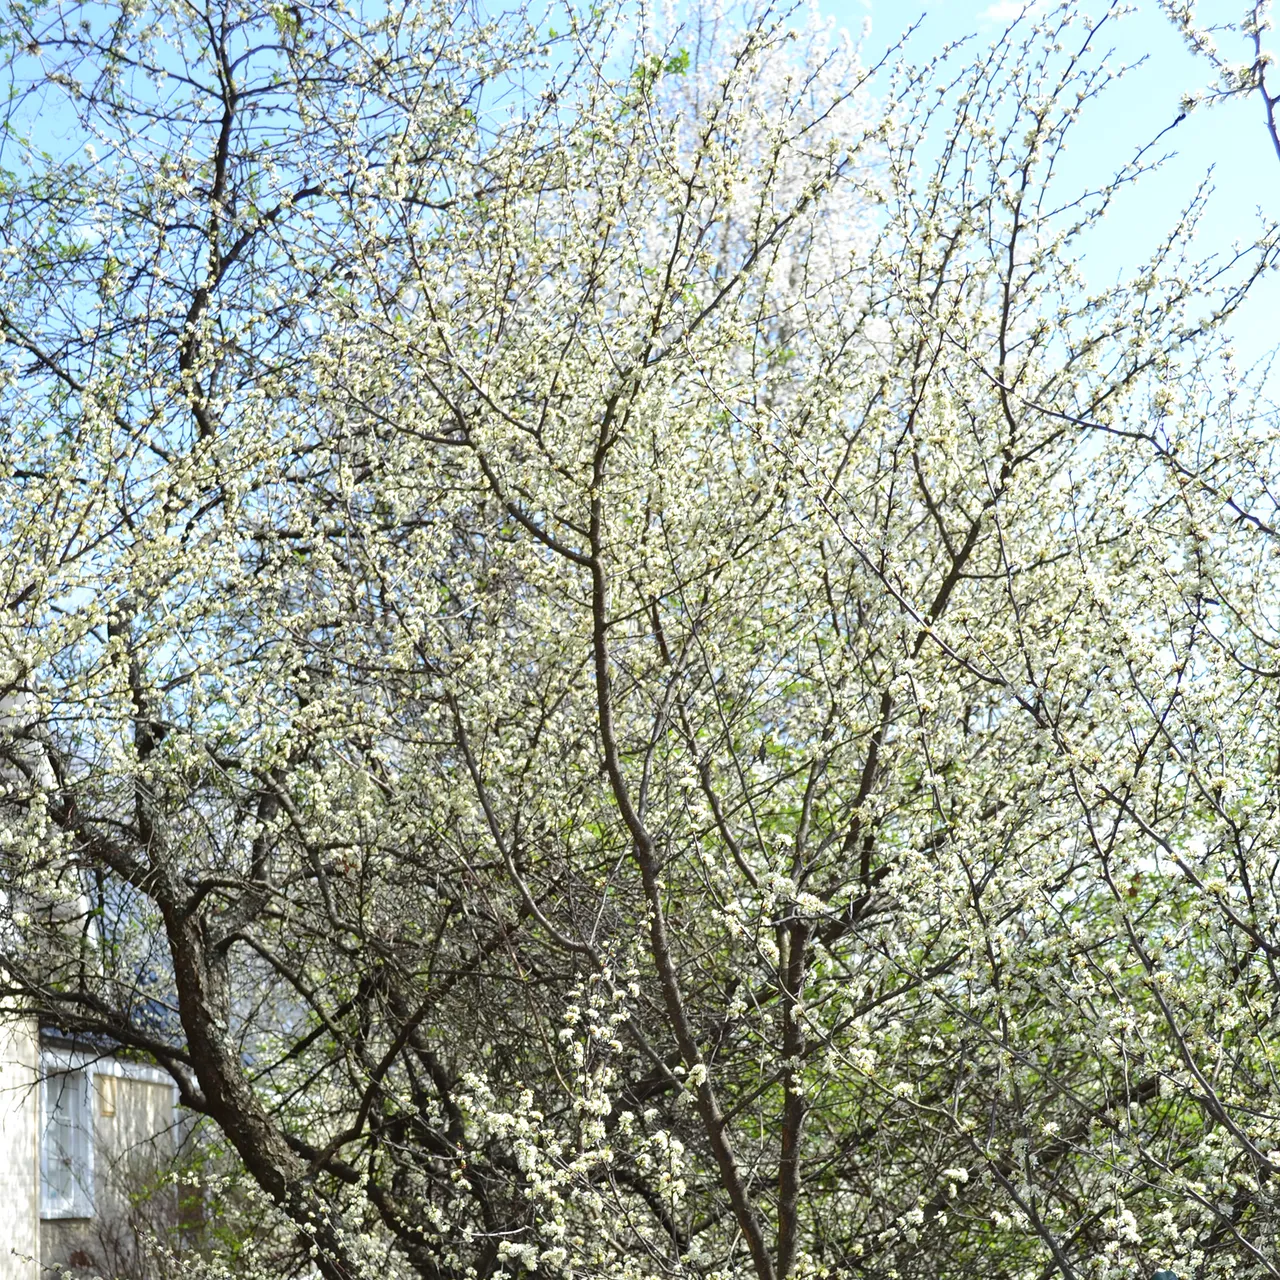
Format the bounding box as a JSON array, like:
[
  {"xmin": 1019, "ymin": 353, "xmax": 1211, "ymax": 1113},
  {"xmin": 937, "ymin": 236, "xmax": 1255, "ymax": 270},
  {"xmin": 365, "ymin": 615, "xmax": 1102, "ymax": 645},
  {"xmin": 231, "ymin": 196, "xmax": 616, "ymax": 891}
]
[
  {"xmin": 40, "ymin": 1075, "xmax": 178, "ymax": 1277},
  {"xmin": 0, "ymin": 1024, "xmax": 180, "ymax": 1280},
  {"xmin": 0, "ymin": 1017, "xmax": 39, "ymax": 1280}
]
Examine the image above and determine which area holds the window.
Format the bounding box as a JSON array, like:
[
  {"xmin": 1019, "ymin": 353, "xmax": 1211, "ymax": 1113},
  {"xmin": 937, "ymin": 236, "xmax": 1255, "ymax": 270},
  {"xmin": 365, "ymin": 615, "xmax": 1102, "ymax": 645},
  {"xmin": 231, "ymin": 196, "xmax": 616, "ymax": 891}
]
[
  {"xmin": 40, "ymin": 1069, "xmax": 94, "ymax": 1219},
  {"xmin": 97, "ymin": 1072, "xmax": 116, "ymax": 1117}
]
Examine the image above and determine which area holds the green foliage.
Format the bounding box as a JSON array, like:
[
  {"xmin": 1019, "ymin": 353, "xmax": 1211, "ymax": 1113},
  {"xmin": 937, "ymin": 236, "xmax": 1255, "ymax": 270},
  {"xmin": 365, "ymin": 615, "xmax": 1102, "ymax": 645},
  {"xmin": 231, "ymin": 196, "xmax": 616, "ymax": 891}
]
[{"xmin": 632, "ymin": 46, "xmax": 690, "ymax": 94}]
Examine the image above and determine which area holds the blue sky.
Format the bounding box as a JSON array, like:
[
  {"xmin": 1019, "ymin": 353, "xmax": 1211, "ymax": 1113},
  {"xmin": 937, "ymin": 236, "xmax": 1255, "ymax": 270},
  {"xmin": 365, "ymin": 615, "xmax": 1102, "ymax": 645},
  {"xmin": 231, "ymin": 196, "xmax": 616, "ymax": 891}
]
[
  {"xmin": 827, "ymin": 0, "xmax": 1280, "ymax": 374},
  {"xmin": 15, "ymin": 0, "xmax": 1277, "ymax": 376}
]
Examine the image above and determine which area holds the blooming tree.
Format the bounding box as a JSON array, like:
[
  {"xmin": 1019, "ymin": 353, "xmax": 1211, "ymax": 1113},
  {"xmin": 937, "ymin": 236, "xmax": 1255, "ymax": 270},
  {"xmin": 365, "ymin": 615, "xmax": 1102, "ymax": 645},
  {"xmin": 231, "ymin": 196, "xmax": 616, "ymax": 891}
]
[{"xmin": 2, "ymin": 1, "xmax": 1280, "ymax": 1278}]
